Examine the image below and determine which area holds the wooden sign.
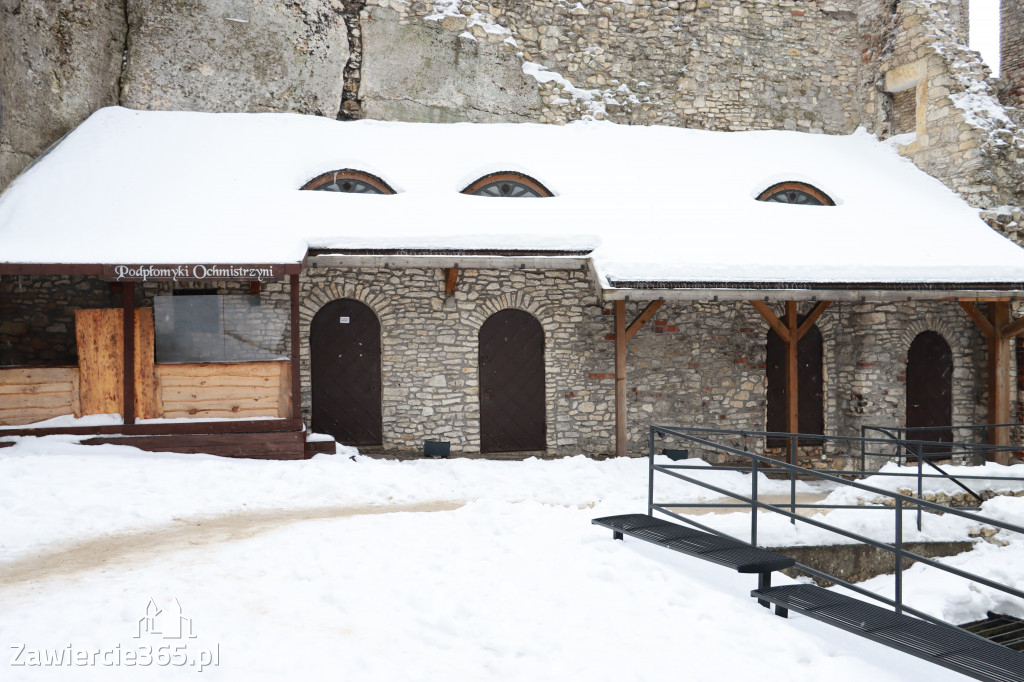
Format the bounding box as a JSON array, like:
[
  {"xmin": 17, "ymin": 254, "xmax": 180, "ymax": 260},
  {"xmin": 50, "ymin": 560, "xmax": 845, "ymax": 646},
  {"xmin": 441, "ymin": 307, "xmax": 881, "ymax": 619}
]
[{"xmin": 103, "ymin": 264, "xmax": 283, "ymax": 282}]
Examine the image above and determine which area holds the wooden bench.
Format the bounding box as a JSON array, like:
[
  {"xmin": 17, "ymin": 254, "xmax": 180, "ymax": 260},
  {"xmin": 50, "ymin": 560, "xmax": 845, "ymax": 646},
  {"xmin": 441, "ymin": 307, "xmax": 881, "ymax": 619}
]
[
  {"xmin": 592, "ymin": 513, "xmax": 795, "ymax": 602},
  {"xmin": 753, "ymin": 584, "xmax": 1024, "ymax": 682}
]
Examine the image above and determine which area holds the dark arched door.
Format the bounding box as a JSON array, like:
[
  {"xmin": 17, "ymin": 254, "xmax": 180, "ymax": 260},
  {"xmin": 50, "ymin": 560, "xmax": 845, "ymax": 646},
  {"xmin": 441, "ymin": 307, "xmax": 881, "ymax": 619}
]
[
  {"xmin": 906, "ymin": 331, "xmax": 953, "ymax": 455},
  {"xmin": 311, "ymin": 299, "xmax": 382, "ymax": 446},
  {"xmin": 479, "ymin": 309, "xmax": 546, "ymax": 453}
]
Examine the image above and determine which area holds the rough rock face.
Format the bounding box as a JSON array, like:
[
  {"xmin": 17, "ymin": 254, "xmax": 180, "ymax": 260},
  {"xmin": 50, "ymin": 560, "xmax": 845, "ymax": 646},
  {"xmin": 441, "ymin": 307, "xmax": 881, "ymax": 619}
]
[
  {"xmin": 120, "ymin": 0, "xmax": 349, "ymax": 116},
  {"xmin": 0, "ymin": 0, "xmax": 126, "ymax": 189},
  {"xmin": 358, "ymin": 6, "xmax": 541, "ymax": 123}
]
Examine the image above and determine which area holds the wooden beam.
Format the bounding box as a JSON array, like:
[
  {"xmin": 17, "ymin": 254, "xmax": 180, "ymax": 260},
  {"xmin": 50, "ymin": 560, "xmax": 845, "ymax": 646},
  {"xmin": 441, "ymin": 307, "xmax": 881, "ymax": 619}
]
[
  {"xmin": 614, "ymin": 300, "xmax": 627, "ymax": 457},
  {"xmin": 133, "ymin": 307, "xmax": 160, "ymax": 419},
  {"xmin": 749, "ymin": 300, "xmax": 789, "ymax": 342},
  {"xmin": 290, "ymin": 273, "xmax": 302, "ymax": 423},
  {"xmin": 444, "ymin": 267, "xmax": 459, "ymax": 297},
  {"xmin": 0, "ymin": 417, "xmax": 304, "ymax": 439},
  {"xmin": 122, "ymin": 283, "xmax": 136, "ymax": 424},
  {"xmin": 624, "ymin": 300, "xmax": 664, "ymax": 342},
  {"xmin": 795, "ymin": 301, "xmax": 832, "ymax": 341},
  {"xmin": 959, "ymin": 301, "xmax": 996, "ymax": 340},
  {"xmin": 989, "ymin": 302, "xmax": 1011, "ymax": 459},
  {"xmin": 786, "ymin": 301, "xmax": 798, "ymax": 466},
  {"xmin": 1000, "ymin": 315, "xmax": 1024, "ymax": 340}
]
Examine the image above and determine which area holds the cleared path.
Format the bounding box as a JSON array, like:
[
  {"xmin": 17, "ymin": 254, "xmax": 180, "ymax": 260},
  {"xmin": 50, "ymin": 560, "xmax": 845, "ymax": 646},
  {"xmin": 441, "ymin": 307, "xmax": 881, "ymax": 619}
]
[{"xmin": 0, "ymin": 500, "xmax": 463, "ymax": 587}]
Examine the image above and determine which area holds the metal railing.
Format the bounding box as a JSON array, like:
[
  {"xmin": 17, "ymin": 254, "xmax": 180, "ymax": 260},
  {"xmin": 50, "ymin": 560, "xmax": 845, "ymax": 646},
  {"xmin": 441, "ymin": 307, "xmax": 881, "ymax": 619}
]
[
  {"xmin": 648, "ymin": 424, "xmax": 1024, "ymax": 628},
  {"xmin": 859, "ymin": 423, "xmax": 1024, "ymax": 512},
  {"xmin": 860, "ymin": 422, "xmax": 1023, "ymax": 469}
]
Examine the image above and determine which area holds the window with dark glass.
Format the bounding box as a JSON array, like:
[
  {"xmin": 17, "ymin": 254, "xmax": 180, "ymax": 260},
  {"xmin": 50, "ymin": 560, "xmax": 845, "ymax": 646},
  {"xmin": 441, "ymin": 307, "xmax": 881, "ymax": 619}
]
[
  {"xmin": 462, "ymin": 172, "xmax": 553, "ymax": 198},
  {"xmin": 154, "ymin": 290, "xmax": 288, "ymax": 364},
  {"xmin": 757, "ymin": 182, "xmax": 834, "ymax": 206},
  {"xmin": 301, "ymin": 170, "xmax": 395, "ymax": 195}
]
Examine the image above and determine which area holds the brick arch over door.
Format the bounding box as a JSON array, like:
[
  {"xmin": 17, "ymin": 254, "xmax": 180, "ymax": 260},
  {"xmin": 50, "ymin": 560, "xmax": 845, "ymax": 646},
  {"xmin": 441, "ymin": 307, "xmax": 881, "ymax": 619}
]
[
  {"xmin": 310, "ymin": 298, "xmax": 382, "ymax": 446},
  {"xmin": 478, "ymin": 309, "xmax": 546, "ymax": 453},
  {"xmin": 906, "ymin": 330, "xmax": 953, "ymax": 454}
]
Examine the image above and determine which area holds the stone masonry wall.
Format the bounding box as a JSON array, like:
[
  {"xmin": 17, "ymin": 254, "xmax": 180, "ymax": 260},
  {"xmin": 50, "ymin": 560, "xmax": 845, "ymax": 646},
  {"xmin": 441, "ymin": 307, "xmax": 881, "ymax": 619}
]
[
  {"xmin": 300, "ymin": 266, "xmax": 606, "ymax": 454},
  {"xmin": 873, "ymin": 0, "xmax": 1024, "ymax": 209},
  {"xmin": 298, "ymin": 266, "xmax": 993, "ymax": 462},
  {"xmin": 0, "ymin": 269, "xmax": 1000, "ymax": 462},
  {"xmin": 0, "ymin": 275, "xmax": 119, "ymax": 367},
  {"xmin": 1002, "ymin": 0, "xmax": 1024, "ymax": 109}
]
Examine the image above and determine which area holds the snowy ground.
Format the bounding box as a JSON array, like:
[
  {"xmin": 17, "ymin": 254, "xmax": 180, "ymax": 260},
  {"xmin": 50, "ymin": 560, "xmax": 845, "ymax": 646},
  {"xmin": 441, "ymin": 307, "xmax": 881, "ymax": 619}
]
[{"xmin": 2, "ymin": 437, "xmax": 1023, "ymax": 680}]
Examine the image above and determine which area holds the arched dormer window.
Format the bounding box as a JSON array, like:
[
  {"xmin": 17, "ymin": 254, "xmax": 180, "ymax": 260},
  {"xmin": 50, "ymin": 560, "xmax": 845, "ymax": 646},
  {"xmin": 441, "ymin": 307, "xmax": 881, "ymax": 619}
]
[
  {"xmin": 462, "ymin": 172, "xmax": 553, "ymax": 198},
  {"xmin": 302, "ymin": 169, "xmax": 395, "ymax": 195},
  {"xmin": 757, "ymin": 182, "xmax": 834, "ymax": 206}
]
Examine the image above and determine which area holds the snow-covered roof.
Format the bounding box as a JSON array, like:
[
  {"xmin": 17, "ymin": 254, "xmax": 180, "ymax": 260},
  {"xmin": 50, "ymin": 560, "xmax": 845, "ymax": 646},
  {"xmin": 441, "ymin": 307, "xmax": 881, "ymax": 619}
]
[{"xmin": 2, "ymin": 106, "xmax": 1024, "ymax": 295}]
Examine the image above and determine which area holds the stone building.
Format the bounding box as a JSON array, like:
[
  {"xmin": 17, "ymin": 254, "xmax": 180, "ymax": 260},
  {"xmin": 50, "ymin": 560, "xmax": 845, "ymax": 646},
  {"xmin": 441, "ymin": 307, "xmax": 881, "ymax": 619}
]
[
  {"xmin": 2, "ymin": 1, "xmax": 1024, "ymax": 465},
  {"xmin": 3, "ymin": 108, "xmax": 1024, "ymax": 468}
]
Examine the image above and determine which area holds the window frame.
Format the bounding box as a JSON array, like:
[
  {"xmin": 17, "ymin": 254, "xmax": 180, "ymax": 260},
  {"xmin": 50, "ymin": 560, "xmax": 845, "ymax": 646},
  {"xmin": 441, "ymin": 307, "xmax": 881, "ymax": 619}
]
[
  {"xmin": 756, "ymin": 182, "xmax": 834, "ymax": 206},
  {"xmin": 301, "ymin": 169, "xmax": 396, "ymax": 195},
  {"xmin": 462, "ymin": 172, "xmax": 553, "ymax": 198}
]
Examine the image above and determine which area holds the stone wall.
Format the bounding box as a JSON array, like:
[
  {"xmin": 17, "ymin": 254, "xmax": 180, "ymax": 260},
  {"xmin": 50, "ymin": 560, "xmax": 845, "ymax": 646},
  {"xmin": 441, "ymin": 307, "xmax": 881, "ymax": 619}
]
[
  {"xmin": 0, "ymin": 268, "xmax": 1003, "ymax": 461},
  {"xmin": 299, "ymin": 265, "xmax": 607, "ymax": 454},
  {"xmin": 1002, "ymin": 0, "xmax": 1024, "ymax": 109},
  {"xmin": 629, "ymin": 298, "xmax": 990, "ymax": 469},
  {"xmin": 297, "ymin": 266, "xmax": 994, "ymax": 461},
  {"xmin": 872, "ymin": 0, "xmax": 1024, "ymax": 210},
  {"xmin": 0, "ymin": 275, "xmax": 119, "ymax": 367}
]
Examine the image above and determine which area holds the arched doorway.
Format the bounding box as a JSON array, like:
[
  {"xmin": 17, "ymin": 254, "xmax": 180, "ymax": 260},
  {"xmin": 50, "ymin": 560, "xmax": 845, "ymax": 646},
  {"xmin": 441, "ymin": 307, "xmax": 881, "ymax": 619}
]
[
  {"xmin": 310, "ymin": 299, "xmax": 382, "ymax": 446},
  {"xmin": 478, "ymin": 309, "xmax": 546, "ymax": 453},
  {"xmin": 906, "ymin": 331, "xmax": 953, "ymax": 455}
]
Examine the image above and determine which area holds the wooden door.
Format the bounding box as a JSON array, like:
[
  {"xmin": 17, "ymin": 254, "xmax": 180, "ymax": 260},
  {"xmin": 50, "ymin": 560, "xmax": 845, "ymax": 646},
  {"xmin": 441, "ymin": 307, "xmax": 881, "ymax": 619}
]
[
  {"xmin": 766, "ymin": 321, "xmax": 824, "ymax": 446},
  {"xmin": 479, "ymin": 309, "xmax": 546, "ymax": 453},
  {"xmin": 906, "ymin": 331, "xmax": 953, "ymax": 455},
  {"xmin": 311, "ymin": 299, "xmax": 382, "ymax": 446}
]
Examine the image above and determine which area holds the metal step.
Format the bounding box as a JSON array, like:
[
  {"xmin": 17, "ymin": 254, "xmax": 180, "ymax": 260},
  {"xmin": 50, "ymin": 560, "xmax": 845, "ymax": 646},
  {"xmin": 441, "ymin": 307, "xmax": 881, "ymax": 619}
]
[
  {"xmin": 592, "ymin": 513, "xmax": 795, "ymax": 573},
  {"xmin": 753, "ymin": 584, "xmax": 1024, "ymax": 682}
]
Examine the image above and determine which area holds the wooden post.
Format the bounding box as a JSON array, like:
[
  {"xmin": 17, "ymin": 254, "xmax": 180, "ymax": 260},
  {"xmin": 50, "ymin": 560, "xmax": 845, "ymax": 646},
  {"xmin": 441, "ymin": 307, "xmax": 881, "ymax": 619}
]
[
  {"xmin": 959, "ymin": 300, "xmax": 1024, "ymax": 463},
  {"xmin": 133, "ymin": 307, "xmax": 160, "ymax": 419},
  {"xmin": 990, "ymin": 302, "xmax": 1011, "ymax": 451},
  {"xmin": 785, "ymin": 301, "xmax": 798, "ymax": 465},
  {"xmin": 444, "ymin": 268, "xmax": 459, "ymax": 297},
  {"xmin": 611, "ymin": 300, "xmax": 664, "ymax": 457},
  {"xmin": 614, "ymin": 300, "xmax": 627, "ymax": 457},
  {"xmin": 290, "ymin": 273, "xmax": 302, "ymax": 423},
  {"xmin": 122, "ymin": 282, "xmax": 136, "ymax": 425}
]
